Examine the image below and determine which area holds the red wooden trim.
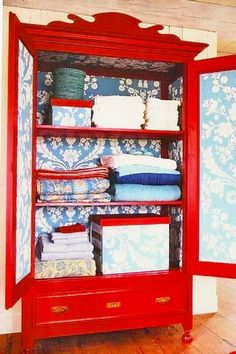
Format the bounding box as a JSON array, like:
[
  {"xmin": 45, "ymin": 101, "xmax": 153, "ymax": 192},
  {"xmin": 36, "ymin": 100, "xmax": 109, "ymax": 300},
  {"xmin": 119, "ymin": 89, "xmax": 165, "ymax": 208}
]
[
  {"xmin": 51, "ymin": 98, "xmax": 93, "ymax": 108},
  {"xmin": 30, "ymin": 50, "xmax": 39, "ymax": 281},
  {"xmin": 5, "ymin": 13, "xmax": 35, "ymax": 309},
  {"xmin": 35, "ymin": 268, "xmax": 186, "ymax": 290},
  {"xmin": 193, "ymin": 261, "xmax": 236, "ymax": 279},
  {"xmin": 187, "ymin": 55, "xmax": 236, "ymax": 278},
  {"xmin": 20, "ymin": 12, "xmax": 208, "ymax": 63},
  {"xmin": 35, "ymin": 201, "xmax": 183, "ymax": 207},
  {"xmin": 186, "ymin": 61, "xmax": 199, "ymax": 275},
  {"xmin": 90, "ymin": 215, "xmax": 171, "ymax": 226},
  {"xmin": 6, "ymin": 12, "xmax": 20, "ymax": 310},
  {"xmin": 48, "ymin": 13, "xmax": 178, "ymax": 41},
  {"xmin": 26, "ymin": 29, "xmax": 206, "ymax": 63},
  {"xmin": 182, "ymin": 65, "xmax": 188, "ymax": 272},
  {"xmin": 36, "ymin": 125, "xmax": 183, "ymax": 140}
]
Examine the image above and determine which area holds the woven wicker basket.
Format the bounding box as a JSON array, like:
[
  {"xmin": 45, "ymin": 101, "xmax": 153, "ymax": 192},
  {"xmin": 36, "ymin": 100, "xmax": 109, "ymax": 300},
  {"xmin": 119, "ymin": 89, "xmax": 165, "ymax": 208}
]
[{"xmin": 53, "ymin": 68, "xmax": 86, "ymax": 99}]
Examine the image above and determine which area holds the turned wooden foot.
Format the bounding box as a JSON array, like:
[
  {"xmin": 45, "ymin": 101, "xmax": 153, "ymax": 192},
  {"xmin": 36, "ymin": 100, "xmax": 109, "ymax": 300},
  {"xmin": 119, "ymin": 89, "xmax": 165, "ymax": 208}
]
[{"xmin": 182, "ymin": 330, "xmax": 193, "ymax": 344}]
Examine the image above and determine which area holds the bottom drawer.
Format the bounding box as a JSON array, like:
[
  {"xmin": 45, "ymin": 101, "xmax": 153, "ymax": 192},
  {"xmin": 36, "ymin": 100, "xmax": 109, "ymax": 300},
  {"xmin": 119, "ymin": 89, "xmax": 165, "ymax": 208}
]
[{"xmin": 35, "ymin": 285, "xmax": 186, "ymax": 326}]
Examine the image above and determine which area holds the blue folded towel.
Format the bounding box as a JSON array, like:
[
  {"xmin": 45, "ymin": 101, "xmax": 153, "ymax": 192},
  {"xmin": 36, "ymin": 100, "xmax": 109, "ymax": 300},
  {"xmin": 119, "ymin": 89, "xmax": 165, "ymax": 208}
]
[
  {"xmin": 110, "ymin": 165, "xmax": 181, "ymax": 185},
  {"xmin": 111, "ymin": 172, "xmax": 181, "ymax": 185},
  {"xmin": 110, "ymin": 184, "xmax": 181, "ymax": 201},
  {"xmin": 112, "ymin": 164, "xmax": 180, "ymax": 176}
]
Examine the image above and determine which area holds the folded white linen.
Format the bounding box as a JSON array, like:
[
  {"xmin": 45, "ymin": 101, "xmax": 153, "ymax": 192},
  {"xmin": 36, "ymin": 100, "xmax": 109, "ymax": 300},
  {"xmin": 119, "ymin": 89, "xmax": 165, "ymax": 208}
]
[
  {"xmin": 100, "ymin": 154, "xmax": 177, "ymax": 170},
  {"xmin": 41, "ymin": 236, "xmax": 94, "ymax": 253},
  {"xmin": 51, "ymin": 231, "xmax": 88, "ymax": 240},
  {"xmin": 145, "ymin": 124, "xmax": 180, "ymax": 131},
  {"xmin": 40, "ymin": 250, "xmax": 94, "ymax": 261},
  {"xmin": 94, "ymin": 95, "xmax": 144, "ymax": 105},
  {"xmin": 93, "ymin": 119, "xmax": 143, "ymax": 129},
  {"xmin": 52, "ymin": 238, "xmax": 90, "ymax": 245},
  {"xmin": 93, "ymin": 103, "xmax": 145, "ymax": 112},
  {"xmin": 146, "ymin": 98, "xmax": 180, "ymax": 109}
]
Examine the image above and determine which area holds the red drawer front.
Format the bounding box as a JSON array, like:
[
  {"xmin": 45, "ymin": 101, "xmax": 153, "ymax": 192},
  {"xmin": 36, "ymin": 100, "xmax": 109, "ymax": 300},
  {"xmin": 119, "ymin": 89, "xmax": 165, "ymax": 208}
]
[{"xmin": 35, "ymin": 285, "xmax": 186, "ymax": 326}]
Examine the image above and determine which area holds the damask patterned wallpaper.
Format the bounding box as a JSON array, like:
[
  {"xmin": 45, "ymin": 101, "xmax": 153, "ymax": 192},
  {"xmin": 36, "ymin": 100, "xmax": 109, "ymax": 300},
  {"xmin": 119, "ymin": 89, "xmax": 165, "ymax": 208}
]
[
  {"xmin": 200, "ymin": 70, "xmax": 236, "ymax": 264},
  {"xmin": 16, "ymin": 41, "xmax": 33, "ymax": 283}
]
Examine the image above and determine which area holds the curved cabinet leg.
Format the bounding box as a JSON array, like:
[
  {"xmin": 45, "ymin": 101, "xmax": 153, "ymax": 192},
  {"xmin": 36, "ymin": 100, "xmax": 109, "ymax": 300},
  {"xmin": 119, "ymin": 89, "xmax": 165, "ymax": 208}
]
[{"xmin": 182, "ymin": 329, "xmax": 193, "ymax": 344}]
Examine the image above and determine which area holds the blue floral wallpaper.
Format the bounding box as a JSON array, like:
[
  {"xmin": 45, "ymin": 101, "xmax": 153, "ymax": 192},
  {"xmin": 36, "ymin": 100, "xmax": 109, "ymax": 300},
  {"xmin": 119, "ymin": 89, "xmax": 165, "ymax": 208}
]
[
  {"xmin": 36, "ymin": 137, "xmax": 161, "ymax": 169},
  {"xmin": 84, "ymin": 75, "xmax": 161, "ymax": 101},
  {"xmin": 16, "ymin": 41, "xmax": 33, "ymax": 283},
  {"xmin": 200, "ymin": 70, "xmax": 236, "ymax": 264}
]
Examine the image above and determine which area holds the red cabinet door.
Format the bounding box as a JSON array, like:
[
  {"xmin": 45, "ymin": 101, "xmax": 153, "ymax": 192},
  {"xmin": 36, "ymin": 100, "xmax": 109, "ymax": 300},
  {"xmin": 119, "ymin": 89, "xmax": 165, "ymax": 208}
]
[
  {"xmin": 5, "ymin": 13, "xmax": 37, "ymax": 309},
  {"xmin": 187, "ymin": 55, "xmax": 236, "ymax": 278}
]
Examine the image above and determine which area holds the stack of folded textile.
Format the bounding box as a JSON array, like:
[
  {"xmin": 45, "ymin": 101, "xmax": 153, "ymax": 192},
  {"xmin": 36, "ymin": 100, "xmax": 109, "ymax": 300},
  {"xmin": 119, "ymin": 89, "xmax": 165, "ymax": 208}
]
[
  {"xmin": 36, "ymin": 166, "xmax": 111, "ymax": 203},
  {"xmin": 35, "ymin": 223, "xmax": 96, "ymax": 278},
  {"xmin": 101, "ymin": 154, "xmax": 181, "ymax": 202},
  {"xmin": 145, "ymin": 98, "xmax": 180, "ymax": 130},
  {"xmin": 92, "ymin": 95, "xmax": 146, "ymax": 129}
]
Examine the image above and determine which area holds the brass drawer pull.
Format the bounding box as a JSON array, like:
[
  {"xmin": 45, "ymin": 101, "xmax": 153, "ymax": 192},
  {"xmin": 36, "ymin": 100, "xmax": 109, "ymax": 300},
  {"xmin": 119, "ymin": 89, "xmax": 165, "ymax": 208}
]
[
  {"xmin": 51, "ymin": 305, "xmax": 68, "ymax": 313},
  {"xmin": 106, "ymin": 301, "xmax": 121, "ymax": 308},
  {"xmin": 156, "ymin": 296, "xmax": 171, "ymax": 304}
]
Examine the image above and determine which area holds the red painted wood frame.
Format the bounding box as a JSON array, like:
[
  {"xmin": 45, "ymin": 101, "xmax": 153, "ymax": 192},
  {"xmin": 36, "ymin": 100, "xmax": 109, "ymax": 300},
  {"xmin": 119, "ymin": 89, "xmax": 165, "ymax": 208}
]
[
  {"xmin": 5, "ymin": 13, "xmax": 37, "ymax": 309},
  {"xmin": 5, "ymin": 11, "xmax": 204, "ymax": 309},
  {"xmin": 4, "ymin": 12, "xmax": 212, "ymax": 352},
  {"xmin": 187, "ymin": 54, "xmax": 236, "ymax": 279}
]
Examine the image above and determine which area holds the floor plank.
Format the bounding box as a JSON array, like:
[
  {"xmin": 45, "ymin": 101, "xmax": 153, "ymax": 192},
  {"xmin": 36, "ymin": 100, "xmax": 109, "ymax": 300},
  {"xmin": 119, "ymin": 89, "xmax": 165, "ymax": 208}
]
[{"xmin": 1, "ymin": 278, "xmax": 236, "ymax": 354}]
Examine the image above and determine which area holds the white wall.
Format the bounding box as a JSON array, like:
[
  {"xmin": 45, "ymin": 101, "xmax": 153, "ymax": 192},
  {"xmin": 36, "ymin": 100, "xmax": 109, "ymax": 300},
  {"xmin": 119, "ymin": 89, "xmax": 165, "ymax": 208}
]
[{"xmin": 0, "ymin": 5, "xmax": 218, "ymax": 334}]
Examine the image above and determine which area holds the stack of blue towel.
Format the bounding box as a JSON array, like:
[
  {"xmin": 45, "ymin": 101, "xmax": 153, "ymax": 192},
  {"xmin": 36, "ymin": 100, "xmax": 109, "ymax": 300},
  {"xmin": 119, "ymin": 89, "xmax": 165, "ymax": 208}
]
[{"xmin": 101, "ymin": 154, "xmax": 181, "ymax": 202}]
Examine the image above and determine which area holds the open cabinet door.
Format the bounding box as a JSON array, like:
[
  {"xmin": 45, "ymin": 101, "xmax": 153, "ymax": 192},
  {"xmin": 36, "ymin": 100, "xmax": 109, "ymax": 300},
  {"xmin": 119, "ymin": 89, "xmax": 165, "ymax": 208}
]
[
  {"xmin": 6, "ymin": 13, "xmax": 36, "ymax": 309},
  {"xmin": 187, "ymin": 55, "xmax": 236, "ymax": 278}
]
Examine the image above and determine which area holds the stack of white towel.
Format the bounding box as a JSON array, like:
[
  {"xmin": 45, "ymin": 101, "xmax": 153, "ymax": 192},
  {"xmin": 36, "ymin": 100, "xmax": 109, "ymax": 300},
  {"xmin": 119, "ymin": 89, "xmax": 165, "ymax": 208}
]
[
  {"xmin": 36, "ymin": 231, "xmax": 94, "ymax": 261},
  {"xmin": 92, "ymin": 95, "xmax": 146, "ymax": 129},
  {"xmin": 145, "ymin": 98, "xmax": 180, "ymax": 131}
]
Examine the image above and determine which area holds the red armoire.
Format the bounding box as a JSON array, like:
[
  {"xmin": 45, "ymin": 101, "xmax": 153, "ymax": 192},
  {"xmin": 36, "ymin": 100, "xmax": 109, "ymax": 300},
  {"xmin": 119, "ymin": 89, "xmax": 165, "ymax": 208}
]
[{"xmin": 6, "ymin": 11, "xmax": 236, "ymax": 354}]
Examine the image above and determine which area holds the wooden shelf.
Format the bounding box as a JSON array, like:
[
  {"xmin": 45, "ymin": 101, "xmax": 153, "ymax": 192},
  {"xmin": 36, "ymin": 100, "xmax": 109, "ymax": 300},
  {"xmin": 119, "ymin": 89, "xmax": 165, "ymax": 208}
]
[
  {"xmin": 35, "ymin": 200, "xmax": 183, "ymax": 207},
  {"xmin": 35, "ymin": 268, "xmax": 183, "ymax": 284},
  {"xmin": 36, "ymin": 125, "xmax": 183, "ymax": 140}
]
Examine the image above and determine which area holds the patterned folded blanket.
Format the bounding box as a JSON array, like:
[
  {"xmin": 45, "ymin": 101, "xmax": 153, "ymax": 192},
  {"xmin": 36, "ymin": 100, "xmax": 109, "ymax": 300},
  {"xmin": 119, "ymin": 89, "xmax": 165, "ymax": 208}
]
[
  {"xmin": 36, "ymin": 166, "xmax": 109, "ymax": 180},
  {"xmin": 110, "ymin": 184, "xmax": 181, "ymax": 201},
  {"xmin": 35, "ymin": 258, "xmax": 96, "ymax": 279},
  {"xmin": 37, "ymin": 192, "xmax": 112, "ymax": 203},
  {"xmin": 37, "ymin": 178, "xmax": 110, "ymax": 195}
]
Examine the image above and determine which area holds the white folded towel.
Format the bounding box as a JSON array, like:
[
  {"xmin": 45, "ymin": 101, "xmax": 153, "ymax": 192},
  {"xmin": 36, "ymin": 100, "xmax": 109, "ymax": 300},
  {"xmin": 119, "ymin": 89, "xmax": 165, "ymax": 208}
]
[
  {"xmin": 41, "ymin": 236, "xmax": 94, "ymax": 253},
  {"xmin": 100, "ymin": 154, "xmax": 177, "ymax": 170},
  {"xmin": 146, "ymin": 98, "xmax": 180, "ymax": 109},
  {"xmin": 51, "ymin": 231, "xmax": 88, "ymax": 241},
  {"xmin": 40, "ymin": 251, "xmax": 94, "ymax": 261},
  {"xmin": 94, "ymin": 95, "xmax": 144, "ymax": 105},
  {"xmin": 92, "ymin": 95, "xmax": 146, "ymax": 129}
]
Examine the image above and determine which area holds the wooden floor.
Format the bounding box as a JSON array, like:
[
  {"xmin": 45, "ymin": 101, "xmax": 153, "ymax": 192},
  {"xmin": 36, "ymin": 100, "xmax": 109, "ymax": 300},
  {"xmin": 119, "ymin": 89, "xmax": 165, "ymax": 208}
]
[{"xmin": 1, "ymin": 278, "xmax": 236, "ymax": 354}]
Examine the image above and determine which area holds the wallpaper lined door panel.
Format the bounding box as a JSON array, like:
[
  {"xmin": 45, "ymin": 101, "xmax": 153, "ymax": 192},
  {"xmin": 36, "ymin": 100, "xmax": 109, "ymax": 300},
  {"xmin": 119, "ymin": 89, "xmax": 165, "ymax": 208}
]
[
  {"xmin": 16, "ymin": 40, "xmax": 33, "ymax": 283},
  {"xmin": 200, "ymin": 70, "xmax": 236, "ymax": 264}
]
